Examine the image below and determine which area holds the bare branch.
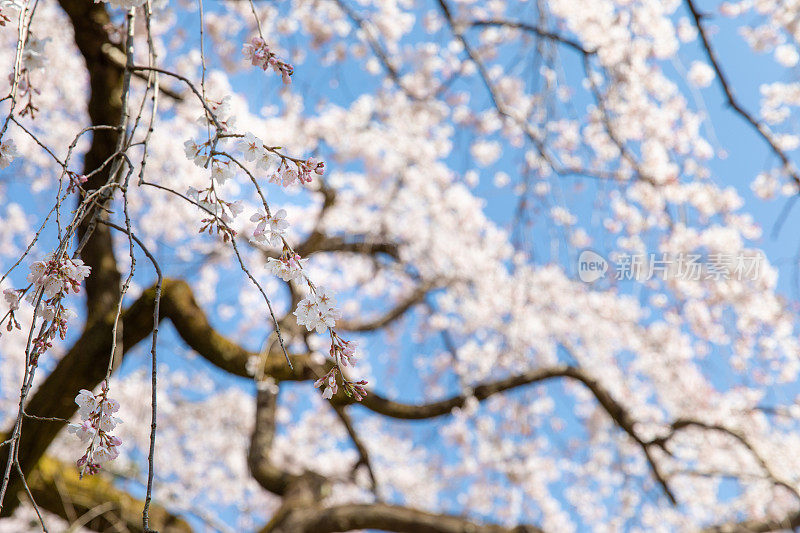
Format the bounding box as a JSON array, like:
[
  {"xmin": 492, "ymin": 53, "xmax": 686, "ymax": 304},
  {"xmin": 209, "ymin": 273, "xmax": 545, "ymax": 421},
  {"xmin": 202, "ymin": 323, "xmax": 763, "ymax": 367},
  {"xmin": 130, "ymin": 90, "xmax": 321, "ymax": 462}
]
[
  {"xmin": 337, "ymin": 284, "xmax": 431, "ymax": 332},
  {"xmin": 684, "ymin": 0, "xmax": 800, "ymax": 188},
  {"xmin": 331, "ymin": 404, "xmax": 379, "ymax": 497}
]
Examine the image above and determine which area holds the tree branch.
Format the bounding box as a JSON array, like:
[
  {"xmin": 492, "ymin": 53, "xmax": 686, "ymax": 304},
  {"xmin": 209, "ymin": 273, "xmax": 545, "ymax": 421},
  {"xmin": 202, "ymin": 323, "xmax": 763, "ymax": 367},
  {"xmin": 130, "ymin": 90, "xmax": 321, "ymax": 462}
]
[
  {"xmin": 291, "ymin": 231, "xmax": 401, "ymax": 262},
  {"xmin": 702, "ymin": 511, "xmax": 800, "ymax": 533},
  {"xmin": 347, "ymin": 364, "xmax": 677, "ymax": 504},
  {"xmin": 468, "ymin": 19, "xmax": 591, "ymax": 54},
  {"xmin": 337, "ymin": 284, "xmax": 431, "ymax": 332},
  {"xmin": 27, "ymin": 455, "xmax": 192, "ymax": 532},
  {"xmin": 57, "ymin": 0, "xmax": 123, "ymax": 322},
  {"xmin": 247, "ymin": 388, "xmax": 327, "ymax": 497},
  {"xmin": 331, "ymin": 404, "xmax": 379, "ymax": 497},
  {"xmin": 265, "ymin": 502, "xmax": 543, "ymax": 533},
  {"xmin": 684, "ymin": 0, "xmax": 800, "ymax": 188}
]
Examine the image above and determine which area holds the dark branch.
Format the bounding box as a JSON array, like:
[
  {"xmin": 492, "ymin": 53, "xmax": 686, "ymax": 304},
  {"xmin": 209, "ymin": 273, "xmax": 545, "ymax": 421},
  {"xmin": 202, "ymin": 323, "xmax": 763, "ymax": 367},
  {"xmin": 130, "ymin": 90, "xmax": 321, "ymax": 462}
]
[
  {"xmin": 468, "ymin": 19, "xmax": 592, "ymax": 54},
  {"xmin": 348, "ymin": 364, "xmax": 677, "ymax": 504},
  {"xmin": 331, "ymin": 404, "xmax": 379, "ymax": 497},
  {"xmin": 702, "ymin": 511, "xmax": 800, "ymax": 533},
  {"xmin": 684, "ymin": 0, "xmax": 800, "ymax": 188},
  {"xmin": 337, "ymin": 284, "xmax": 430, "ymax": 332},
  {"xmin": 265, "ymin": 502, "xmax": 543, "ymax": 533}
]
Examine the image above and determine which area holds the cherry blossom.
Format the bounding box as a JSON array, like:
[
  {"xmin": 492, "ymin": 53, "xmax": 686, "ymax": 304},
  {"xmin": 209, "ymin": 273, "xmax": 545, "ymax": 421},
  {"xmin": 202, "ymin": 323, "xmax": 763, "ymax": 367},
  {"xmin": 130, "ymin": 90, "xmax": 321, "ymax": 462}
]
[
  {"xmin": 251, "ymin": 208, "xmax": 288, "ymax": 247},
  {"xmin": 5, "ymin": 0, "xmax": 800, "ymax": 531},
  {"xmin": 242, "ymin": 36, "xmax": 294, "ymax": 84},
  {"xmin": 294, "ymin": 287, "xmax": 340, "ymax": 334},
  {"xmin": 0, "ymin": 138, "xmax": 17, "ymax": 169},
  {"xmin": 237, "ymin": 132, "xmax": 264, "ymax": 162},
  {"xmin": 3, "ymin": 288, "xmax": 19, "ymax": 311},
  {"xmin": 69, "ymin": 383, "xmax": 122, "ymax": 478},
  {"xmin": 266, "ymin": 252, "xmax": 307, "ymax": 282}
]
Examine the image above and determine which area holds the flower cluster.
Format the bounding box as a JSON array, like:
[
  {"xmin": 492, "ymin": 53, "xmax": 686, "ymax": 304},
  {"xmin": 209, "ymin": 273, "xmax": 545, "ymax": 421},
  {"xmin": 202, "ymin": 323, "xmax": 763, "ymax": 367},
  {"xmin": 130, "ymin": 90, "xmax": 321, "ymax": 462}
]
[
  {"xmin": 184, "ymin": 138, "xmax": 212, "ymax": 168},
  {"xmin": 69, "ymin": 383, "xmax": 122, "ymax": 477},
  {"xmin": 251, "ymin": 208, "xmax": 288, "ymax": 247},
  {"xmin": 27, "ymin": 253, "xmax": 91, "ymax": 300},
  {"xmin": 236, "ymin": 132, "xmax": 273, "ymax": 170},
  {"xmin": 22, "ymin": 34, "xmax": 49, "ymax": 71},
  {"xmin": 266, "ymin": 249, "xmax": 307, "ymax": 282},
  {"xmin": 242, "ymin": 37, "xmax": 294, "ymax": 84},
  {"xmin": 294, "ymin": 287, "xmax": 341, "ymax": 334},
  {"xmin": 269, "ymin": 157, "xmax": 324, "ymax": 187},
  {"xmin": 197, "ymin": 95, "xmax": 235, "ymax": 131},
  {"xmin": 210, "ymin": 160, "xmax": 234, "ymax": 185},
  {"xmin": 314, "ymin": 334, "xmax": 366, "ymax": 400},
  {"xmin": 2, "ymin": 288, "xmax": 20, "ymax": 332},
  {"xmin": 22, "ymin": 253, "xmax": 90, "ymax": 360},
  {"xmin": 0, "ymin": 138, "xmax": 18, "ymax": 169},
  {"xmin": 186, "ymin": 186, "xmax": 242, "ymax": 240}
]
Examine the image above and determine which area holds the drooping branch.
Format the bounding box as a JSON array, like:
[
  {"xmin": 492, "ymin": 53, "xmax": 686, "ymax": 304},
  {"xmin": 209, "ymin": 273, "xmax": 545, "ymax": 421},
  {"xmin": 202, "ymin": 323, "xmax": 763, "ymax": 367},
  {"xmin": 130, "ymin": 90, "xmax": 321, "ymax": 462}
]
[
  {"xmin": 435, "ymin": 0, "xmax": 625, "ymax": 183},
  {"xmin": 652, "ymin": 419, "xmax": 800, "ymax": 500},
  {"xmin": 467, "ymin": 19, "xmax": 591, "ymax": 54},
  {"xmin": 0, "ymin": 283, "xmax": 162, "ymax": 516},
  {"xmin": 331, "ymin": 0, "xmax": 422, "ymax": 100},
  {"xmin": 0, "ymin": 0, "xmax": 135, "ymax": 514}
]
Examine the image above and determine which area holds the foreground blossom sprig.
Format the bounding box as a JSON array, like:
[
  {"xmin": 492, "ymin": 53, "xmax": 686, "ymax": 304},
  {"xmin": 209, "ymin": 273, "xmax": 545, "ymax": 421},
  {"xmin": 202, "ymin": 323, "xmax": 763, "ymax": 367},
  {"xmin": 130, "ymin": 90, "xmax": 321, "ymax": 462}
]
[
  {"xmin": 2, "ymin": 288, "xmax": 21, "ymax": 332},
  {"xmin": 27, "ymin": 253, "xmax": 91, "ymax": 300},
  {"xmin": 231, "ymin": 131, "xmax": 325, "ymax": 187},
  {"xmin": 69, "ymin": 382, "xmax": 122, "ymax": 477},
  {"xmin": 292, "ymin": 281, "xmax": 367, "ymax": 402},
  {"xmin": 242, "ymin": 36, "xmax": 294, "ymax": 84},
  {"xmin": 186, "ymin": 185, "xmax": 242, "ymax": 241},
  {"xmin": 251, "ymin": 208, "xmax": 288, "ymax": 247},
  {"xmin": 294, "ymin": 286, "xmax": 341, "ymax": 334},
  {"xmin": 0, "ymin": 138, "xmax": 18, "ymax": 169},
  {"xmin": 270, "ymin": 156, "xmax": 324, "ymax": 187},
  {"xmin": 266, "ymin": 248, "xmax": 307, "ymax": 282},
  {"xmin": 22, "ymin": 253, "xmax": 90, "ymax": 362},
  {"xmin": 314, "ymin": 336, "xmax": 368, "ymax": 401}
]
